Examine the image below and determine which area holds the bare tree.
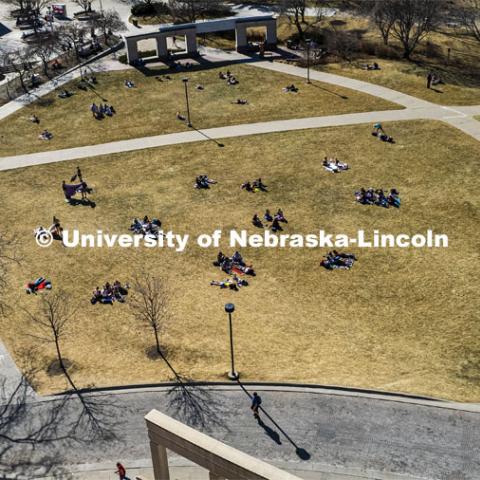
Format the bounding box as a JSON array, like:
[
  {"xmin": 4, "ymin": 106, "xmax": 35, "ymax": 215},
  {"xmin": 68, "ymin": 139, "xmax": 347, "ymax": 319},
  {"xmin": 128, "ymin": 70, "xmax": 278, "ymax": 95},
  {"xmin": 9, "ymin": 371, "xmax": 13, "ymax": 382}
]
[
  {"xmin": 89, "ymin": 9, "xmax": 127, "ymax": 44},
  {"xmin": 58, "ymin": 22, "xmax": 88, "ymax": 60},
  {"xmin": 23, "ymin": 291, "xmax": 117, "ymax": 438},
  {"xmin": 371, "ymin": 0, "xmax": 396, "ymax": 45},
  {"xmin": 130, "ymin": 274, "xmax": 171, "ymax": 357},
  {"xmin": 24, "ymin": 291, "xmax": 78, "ymax": 392},
  {"xmin": 458, "ymin": 0, "xmax": 480, "ymax": 42},
  {"xmin": 168, "ymin": 0, "xmax": 226, "ymax": 23},
  {"xmin": 367, "ymin": 0, "xmax": 441, "ymax": 59},
  {"xmin": 74, "ymin": 0, "xmax": 94, "ymax": 12},
  {"xmin": 0, "ymin": 0, "xmax": 28, "ymax": 14},
  {"xmin": 279, "ymin": 0, "xmax": 326, "ymax": 40},
  {"xmin": 28, "ymin": 33, "xmax": 62, "ymax": 78},
  {"xmin": 3, "ymin": 48, "xmax": 34, "ymax": 94}
]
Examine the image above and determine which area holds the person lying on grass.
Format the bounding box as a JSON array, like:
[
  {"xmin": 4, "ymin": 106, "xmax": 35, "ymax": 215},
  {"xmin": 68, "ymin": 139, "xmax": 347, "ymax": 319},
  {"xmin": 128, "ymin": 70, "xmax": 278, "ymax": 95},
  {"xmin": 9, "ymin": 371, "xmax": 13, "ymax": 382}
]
[
  {"xmin": 91, "ymin": 281, "xmax": 129, "ymax": 305},
  {"xmin": 323, "ymin": 157, "xmax": 349, "ymax": 173},
  {"xmin": 211, "ymin": 275, "xmax": 249, "ymax": 290},
  {"xmin": 283, "ymin": 84, "xmax": 298, "ymax": 93},
  {"xmin": 39, "ymin": 129, "xmax": 53, "ymax": 141},
  {"xmin": 235, "ymin": 98, "xmax": 248, "ymax": 105},
  {"xmin": 25, "ymin": 277, "xmax": 52, "ymax": 294},
  {"xmin": 355, "ymin": 188, "xmax": 400, "ymax": 208},
  {"xmin": 58, "ymin": 89, "xmax": 73, "ymax": 99},
  {"xmin": 130, "ymin": 216, "xmax": 162, "ymax": 237},
  {"xmin": 320, "ymin": 250, "xmax": 357, "ymax": 270},
  {"xmin": 194, "ymin": 175, "xmax": 217, "ymax": 189}
]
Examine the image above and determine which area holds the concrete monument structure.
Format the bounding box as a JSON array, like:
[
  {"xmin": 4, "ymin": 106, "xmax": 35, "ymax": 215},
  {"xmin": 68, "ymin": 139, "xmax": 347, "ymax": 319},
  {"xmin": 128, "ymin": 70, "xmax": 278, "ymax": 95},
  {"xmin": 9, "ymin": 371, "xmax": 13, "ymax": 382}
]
[
  {"xmin": 145, "ymin": 409, "xmax": 302, "ymax": 480},
  {"xmin": 123, "ymin": 15, "xmax": 277, "ymax": 64}
]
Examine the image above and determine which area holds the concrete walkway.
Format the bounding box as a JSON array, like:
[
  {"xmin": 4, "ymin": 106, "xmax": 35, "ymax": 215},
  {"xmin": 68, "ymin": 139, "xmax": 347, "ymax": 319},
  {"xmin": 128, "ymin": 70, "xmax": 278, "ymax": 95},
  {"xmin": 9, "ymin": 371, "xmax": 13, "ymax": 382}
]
[
  {"xmin": 0, "ymin": 341, "xmax": 37, "ymax": 403},
  {"xmin": 1, "ymin": 385, "xmax": 480, "ymax": 480},
  {"xmin": 1, "ymin": 103, "xmax": 480, "ymax": 170},
  {"xmin": 1, "ymin": 53, "xmax": 480, "ymax": 170}
]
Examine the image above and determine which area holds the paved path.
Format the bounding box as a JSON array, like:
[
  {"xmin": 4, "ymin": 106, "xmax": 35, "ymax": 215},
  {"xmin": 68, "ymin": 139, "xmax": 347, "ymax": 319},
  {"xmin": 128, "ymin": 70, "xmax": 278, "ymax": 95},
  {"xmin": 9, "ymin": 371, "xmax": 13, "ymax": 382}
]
[
  {"xmin": 1, "ymin": 103, "xmax": 480, "ymax": 171},
  {"xmin": 0, "ymin": 341, "xmax": 37, "ymax": 403},
  {"xmin": 1, "ymin": 54, "xmax": 480, "ymax": 170},
  {"xmin": 1, "ymin": 385, "xmax": 479, "ymax": 480},
  {"xmin": 1, "ymin": 51, "xmax": 480, "ymax": 480}
]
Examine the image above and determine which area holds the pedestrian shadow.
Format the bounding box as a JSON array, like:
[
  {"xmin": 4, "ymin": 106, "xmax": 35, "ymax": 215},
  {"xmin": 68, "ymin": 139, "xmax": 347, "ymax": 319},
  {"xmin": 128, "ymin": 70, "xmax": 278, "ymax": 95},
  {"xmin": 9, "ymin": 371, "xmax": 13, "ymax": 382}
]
[
  {"xmin": 257, "ymin": 418, "xmax": 281, "ymax": 444},
  {"xmin": 236, "ymin": 381, "xmax": 311, "ymax": 460}
]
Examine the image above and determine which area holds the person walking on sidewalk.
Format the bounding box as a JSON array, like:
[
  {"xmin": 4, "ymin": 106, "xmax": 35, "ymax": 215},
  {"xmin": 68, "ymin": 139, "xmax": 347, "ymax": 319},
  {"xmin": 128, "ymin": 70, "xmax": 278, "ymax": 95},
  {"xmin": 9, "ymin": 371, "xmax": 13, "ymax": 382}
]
[
  {"xmin": 251, "ymin": 392, "xmax": 262, "ymax": 420},
  {"xmin": 115, "ymin": 462, "xmax": 131, "ymax": 480}
]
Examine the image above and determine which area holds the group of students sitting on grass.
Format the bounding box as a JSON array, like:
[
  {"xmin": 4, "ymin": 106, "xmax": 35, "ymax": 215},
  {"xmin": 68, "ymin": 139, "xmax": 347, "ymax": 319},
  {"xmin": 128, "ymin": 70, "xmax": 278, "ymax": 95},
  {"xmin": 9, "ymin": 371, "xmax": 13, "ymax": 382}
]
[
  {"xmin": 219, "ymin": 71, "xmax": 239, "ymax": 85},
  {"xmin": 241, "ymin": 178, "xmax": 267, "ymax": 193},
  {"xmin": 252, "ymin": 208, "xmax": 287, "ymax": 231},
  {"xmin": 321, "ymin": 251, "xmax": 357, "ymax": 270},
  {"xmin": 62, "ymin": 167, "xmax": 94, "ymax": 205},
  {"xmin": 355, "ymin": 188, "xmax": 400, "ymax": 208},
  {"xmin": 322, "ymin": 157, "xmax": 349, "ymax": 173},
  {"xmin": 91, "ymin": 281, "xmax": 130, "ymax": 305},
  {"xmin": 211, "ymin": 251, "xmax": 255, "ymax": 290},
  {"xmin": 362, "ymin": 62, "xmax": 380, "ymax": 70},
  {"xmin": 90, "ymin": 102, "xmax": 116, "ymax": 119},
  {"xmin": 235, "ymin": 98, "xmax": 248, "ymax": 105},
  {"xmin": 130, "ymin": 216, "xmax": 162, "ymax": 237},
  {"xmin": 194, "ymin": 175, "xmax": 217, "ymax": 189},
  {"xmin": 214, "ymin": 251, "xmax": 256, "ymax": 276},
  {"xmin": 124, "ymin": 79, "xmax": 136, "ymax": 88}
]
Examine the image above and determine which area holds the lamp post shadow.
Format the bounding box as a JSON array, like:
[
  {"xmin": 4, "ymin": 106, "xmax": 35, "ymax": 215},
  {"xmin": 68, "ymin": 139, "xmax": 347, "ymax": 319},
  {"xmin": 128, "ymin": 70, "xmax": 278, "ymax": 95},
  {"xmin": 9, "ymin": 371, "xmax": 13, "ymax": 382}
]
[{"xmin": 236, "ymin": 380, "xmax": 311, "ymax": 461}]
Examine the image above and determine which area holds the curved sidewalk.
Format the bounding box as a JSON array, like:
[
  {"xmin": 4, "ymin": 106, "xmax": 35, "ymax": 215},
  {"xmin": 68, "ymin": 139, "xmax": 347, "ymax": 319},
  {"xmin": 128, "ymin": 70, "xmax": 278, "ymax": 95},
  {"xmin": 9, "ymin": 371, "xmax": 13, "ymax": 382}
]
[
  {"xmin": 1, "ymin": 103, "xmax": 480, "ymax": 171},
  {"xmin": 3, "ymin": 384, "xmax": 479, "ymax": 479}
]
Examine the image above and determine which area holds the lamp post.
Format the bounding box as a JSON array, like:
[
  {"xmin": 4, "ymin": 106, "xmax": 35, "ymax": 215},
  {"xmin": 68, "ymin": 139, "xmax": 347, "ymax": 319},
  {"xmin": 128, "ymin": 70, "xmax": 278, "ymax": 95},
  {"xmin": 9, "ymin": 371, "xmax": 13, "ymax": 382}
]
[
  {"xmin": 305, "ymin": 38, "xmax": 311, "ymax": 84},
  {"xmin": 225, "ymin": 303, "xmax": 239, "ymax": 380},
  {"xmin": 182, "ymin": 77, "xmax": 192, "ymax": 127}
]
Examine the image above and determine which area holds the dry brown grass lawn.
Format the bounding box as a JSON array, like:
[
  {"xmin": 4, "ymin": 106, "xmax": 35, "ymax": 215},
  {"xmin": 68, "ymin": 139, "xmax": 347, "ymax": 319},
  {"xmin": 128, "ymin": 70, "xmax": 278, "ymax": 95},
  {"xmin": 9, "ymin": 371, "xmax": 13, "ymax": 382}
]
[
  {"xmin": 0, "ymin": 120, "xmax": 479, "ymax": 401},
  {"xmin": 0, "ymin": 64, "xmax": 398, "ymax": 157},
  {"xmin": 320, "ymin": 59, "xmax": 480, "ymax": 106}
]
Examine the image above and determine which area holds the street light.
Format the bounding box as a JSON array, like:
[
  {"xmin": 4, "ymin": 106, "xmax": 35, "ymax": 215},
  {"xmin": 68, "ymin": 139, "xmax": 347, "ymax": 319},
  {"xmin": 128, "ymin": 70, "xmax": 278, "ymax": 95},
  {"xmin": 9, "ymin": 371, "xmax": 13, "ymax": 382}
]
[
  {"xmin": 225, "ymin": 303, "xmax": 239, "ymax": 380},
  {"xmin": 182, "ymin": 77, "xmax": 192, "ymax": 127},
  {"xmin": 305, "ymin": 38, "xmax": 312, "ymax": 84}
]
